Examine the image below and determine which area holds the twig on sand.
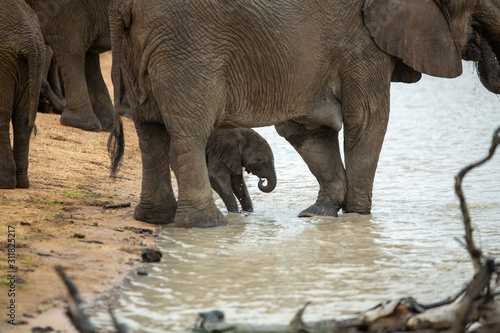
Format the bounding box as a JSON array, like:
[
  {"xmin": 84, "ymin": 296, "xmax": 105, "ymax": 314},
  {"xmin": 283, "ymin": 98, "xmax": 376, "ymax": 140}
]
[{"xmin": 103, "ymin": 202, "xmax": 131, "ymax": 209}]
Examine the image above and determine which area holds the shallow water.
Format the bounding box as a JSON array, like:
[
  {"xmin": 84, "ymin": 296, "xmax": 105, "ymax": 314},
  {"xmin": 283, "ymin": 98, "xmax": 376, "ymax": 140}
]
[{"xmin": 94, "ymin": 63, "xmax": 500, "ymax": 332}]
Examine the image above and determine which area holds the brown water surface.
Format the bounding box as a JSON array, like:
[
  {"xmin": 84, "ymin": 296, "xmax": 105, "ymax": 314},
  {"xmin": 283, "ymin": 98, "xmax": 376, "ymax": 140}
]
[{"xmin": 94, "ymin": 63, "xmax": 500, "ymax": 332}]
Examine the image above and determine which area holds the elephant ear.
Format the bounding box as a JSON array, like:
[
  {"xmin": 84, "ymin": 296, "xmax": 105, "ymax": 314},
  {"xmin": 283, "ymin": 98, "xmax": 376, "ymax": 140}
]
[
  {"xmin": 391, "ymin": 59, "xmax": 422, "ymax": 83},
  {"xmin": 206, "ymin": 129, "xmax": 243, "ymax": 175},
  {"xmin": 363, "ymin": 0, "xmax": 462, "ymax": 78}
]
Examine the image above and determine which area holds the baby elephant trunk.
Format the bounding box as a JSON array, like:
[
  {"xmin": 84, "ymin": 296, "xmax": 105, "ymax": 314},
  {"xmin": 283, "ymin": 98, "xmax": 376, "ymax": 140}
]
[{"xmin": 246, "ymin": 159, "xmax": 277, "ymax": 193}]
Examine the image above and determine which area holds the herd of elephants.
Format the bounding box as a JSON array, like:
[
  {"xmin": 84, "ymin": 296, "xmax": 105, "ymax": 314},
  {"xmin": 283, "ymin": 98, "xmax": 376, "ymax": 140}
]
[{"xmin": 1, "ymin": 0, "xmax": 500, "ymax": 228}]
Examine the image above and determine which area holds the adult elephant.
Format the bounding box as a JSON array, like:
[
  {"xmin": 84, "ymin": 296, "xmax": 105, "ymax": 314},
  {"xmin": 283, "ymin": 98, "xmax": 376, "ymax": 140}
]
[
  {"xmin": 0, "ymin": 0, "xmax": 45, "ymax": 189},
  {"xmin": 26, "ymin": 0, "xmax": 114, "ymax": 131},
  {"xmin": 169, "ymin": 128, "xmax": 276, "ymax": 218},
  {"xmin": 109, "ymin": 0, "xmax": 500, "ymax": 227}
]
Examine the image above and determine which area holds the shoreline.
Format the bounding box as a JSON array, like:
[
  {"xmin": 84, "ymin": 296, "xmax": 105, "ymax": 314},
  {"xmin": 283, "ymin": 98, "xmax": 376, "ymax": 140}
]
[{"xmin": 0, "ymin": 112, "xmax": 159, "ymax": 332}]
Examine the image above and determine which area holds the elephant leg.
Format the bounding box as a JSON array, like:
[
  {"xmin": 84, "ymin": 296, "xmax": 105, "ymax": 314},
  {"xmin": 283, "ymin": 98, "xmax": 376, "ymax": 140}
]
[
  {"xmin": 171, "ymin": 133, "xmax": 227, "ymax": 227},
  {"xmin": 48, "ymin": 55, "xmax": 65, "ymax": 104},
  {"xmin": 342, "ymin": 62, "xmax": 391, "ymax": 214},
  {"xmin": 134, "ymin": 120, "xmax": 177, "ymax": 224},
  {"xmin": 148, "ymin": 59, "xmax": 227, "ymax": 228},
  {"xmin": 41, "ymin": 77, "xmax": 66, "ymax": 114},
  {"xmin": 85, "ymin": 52, "xmax": 113, "ymax": 131},
  {"xmin": 0, "ymin": 120, "xmax": 15, "ymax": 189},
  {"xmin": 276, "ymin": 121, "xmax": 346, "ymax": 217},
  {"xmin": 12, "ymin": 88, "xmax": 33, "ymax": 189},
  {"xmin": 230, "ymin": 173, "xmax": 254, "ymax": 212},
  {"xmin": 208, "ymin": 157, "xmax": 239, "ymax": 213},
  {"xmin": 56, "ymin": 51, "xmax": 101, "ymax": 131},
  {"xmin": 0, "ymin": 69, "xmax": 16, "ymax": 189}
]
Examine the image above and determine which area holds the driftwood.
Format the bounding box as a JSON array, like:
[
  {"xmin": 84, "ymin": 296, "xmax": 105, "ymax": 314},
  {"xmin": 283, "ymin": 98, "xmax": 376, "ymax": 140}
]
[{"xmin": 58, "ymin": 128, "xmax": 500, "ymax": 333}]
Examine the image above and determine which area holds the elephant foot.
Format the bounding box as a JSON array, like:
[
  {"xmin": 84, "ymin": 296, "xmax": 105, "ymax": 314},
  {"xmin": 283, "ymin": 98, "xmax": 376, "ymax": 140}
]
[
  {"xmin": 342, "ymin": 208, "xmax": 372, "ymax": 215},
  {"xmin": 342, "ymin": 199, "xmax": 372, "ymax": 215},
  {"xmin": 0, "ymin": 166, "xmax": 16, "ymax": 189},
  {"xmin": 60, "ymin": 109, "xmax": 102, "ymax": 131},
  {"xmin": 0, "ymin": 177, "xmax": 16, "ymax": 189},
  {"xmin": 226, "ymin": 205, "xmax": 240, "ymax": 213},
  {"xmin": 134, "ymin": 203, "xmax": 176, "ymax": 224},
  {"xmin": 174, "ymin": 205, "xmax": 228, "ymax": 228},
  {"xmin": 96, "ymin": 113, "xmax": 114, "ymax": 132},
  {"xmin": 16, "ymin": 174, "xmax": 30, "ymax": 188},
  {"xmin": 239, "ymin": 200, "xmax": 254, "ymax": 212},
  {"xmin": 298, "ymin": 197, "xmax": 340, "ymax": 218}
]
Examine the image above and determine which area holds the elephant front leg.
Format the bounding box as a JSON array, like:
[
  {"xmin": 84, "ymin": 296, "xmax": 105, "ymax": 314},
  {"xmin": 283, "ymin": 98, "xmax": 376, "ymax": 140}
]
[
  {"xmin": 85, "ymin": 52, "xmax": 114, "ymax": 131},
  {"xmin": 172, "ymin": 138, "xmax": 228, "ymax": 228},
  {"xmin": 230, "ymin": 173, "xmax": 254, "ymax": 212},
  {"xmin": 342, "ymin": 68, "xmax": 391, "ymax": 214},
  {"xmin": 134, "ymin": 121, "xmax": 177, "ymax": 224},
  {"xmin": 56, "ymin": 51, "xmax": 102, "ymax": 131},
  {"xmin": 207, "ymin": 156, "xmax": 240, "ymax": 213},
  {"xmin": 276, "ymin": 121, "xmax": 346, "ymax": 217}
]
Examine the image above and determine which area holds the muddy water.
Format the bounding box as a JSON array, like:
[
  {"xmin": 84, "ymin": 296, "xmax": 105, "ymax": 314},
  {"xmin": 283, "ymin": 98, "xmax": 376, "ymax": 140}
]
[{"xmin": 94, "ymin": 63, "xmax": 500, "ymax": 332}]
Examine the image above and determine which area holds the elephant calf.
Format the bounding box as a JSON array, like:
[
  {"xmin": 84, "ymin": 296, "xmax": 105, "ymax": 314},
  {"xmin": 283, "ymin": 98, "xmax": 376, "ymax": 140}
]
[
  {"xmin": 169, "ymin": 128, "xmax": 276, "ymax": 216},
  {"xmin": 0, "ymin": 0, "xmax": 45, "ymax": 189}
]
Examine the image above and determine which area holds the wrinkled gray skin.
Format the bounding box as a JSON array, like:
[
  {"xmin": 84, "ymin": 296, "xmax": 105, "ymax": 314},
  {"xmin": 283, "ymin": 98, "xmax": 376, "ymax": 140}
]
[
  {"xmin": 109, "ymin": 0, "xmax": 500, "ymax": 228},
  {"xmin": 38, "ymin": 44, "xmax": 66, "ymax": 114},
  {"xmin": 0, "ymin": 0, "xmax": 45, "ymax": 189},
  {"xmin": 170, "ymin": 128, "xmax": 276, "ymax": 216},
  {"xmin": 36, "ymin": 44, "xmax": 131, "ymax": 118},
  {"xmin": 26, "ymin": 0, "xmax": 114, "ymax": 131}
]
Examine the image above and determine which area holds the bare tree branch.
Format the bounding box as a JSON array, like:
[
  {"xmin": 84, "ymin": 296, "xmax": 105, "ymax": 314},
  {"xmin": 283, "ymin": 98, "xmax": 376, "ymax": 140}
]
[
  {"xmin": 454, "ymin": 127, "xmax": 500, "ymax": 273},
  {"xmin": 55, "ymin": 265, "xmax": 96, "ymax": 333}
]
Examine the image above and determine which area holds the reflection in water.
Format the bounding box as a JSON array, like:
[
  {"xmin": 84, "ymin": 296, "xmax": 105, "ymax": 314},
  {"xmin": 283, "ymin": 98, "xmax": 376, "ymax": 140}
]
[{"xmin": 94, "ymin": 64, "xmax": 500, "ymax": 332}]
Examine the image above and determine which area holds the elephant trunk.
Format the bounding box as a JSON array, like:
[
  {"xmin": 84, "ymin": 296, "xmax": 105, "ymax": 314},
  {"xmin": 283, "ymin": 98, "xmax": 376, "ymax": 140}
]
[
  {"xmin": 477, "ymin": 38, "xmax": 500, "ymax": 94},
  {"xmin": 247, "ymin": 159, "xmax": 276, "ymax": 193},
  {"xmin": 258, "ymin": 173, "xmax": 276, "ymax": 193}
]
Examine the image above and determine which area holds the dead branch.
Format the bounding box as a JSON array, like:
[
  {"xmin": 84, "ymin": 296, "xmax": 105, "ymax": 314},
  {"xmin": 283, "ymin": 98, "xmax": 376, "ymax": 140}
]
[
  {"xmin": 56, "ymin": 266, "xmax": 128, "ymax": 333},
  {"xmin": 103, "ymin": 202, "xmax": 131, "ymax": 209},
  {"xmin": 454, "ymin": 127, "xmax": 500, "ymax": 273},
  {"xmin": 55, "ymin": 265, "xmax": 96, "ymax": 333}
]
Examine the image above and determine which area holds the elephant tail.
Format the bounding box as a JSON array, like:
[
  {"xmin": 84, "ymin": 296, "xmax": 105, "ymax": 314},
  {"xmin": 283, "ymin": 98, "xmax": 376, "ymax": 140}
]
[{"xmin": 107, "ymin": 0, "xmax": 132, "ymax": 177}]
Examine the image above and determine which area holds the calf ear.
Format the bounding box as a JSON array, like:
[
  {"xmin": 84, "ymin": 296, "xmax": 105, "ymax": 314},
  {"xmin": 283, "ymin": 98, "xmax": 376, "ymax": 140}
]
[
  {"xmin": 207, "ymin": 130, "xmax": 243, "ymax": 175},
  {"xmin": 363, "ymin": 0, "xmax": 462, "ymax": 78}
]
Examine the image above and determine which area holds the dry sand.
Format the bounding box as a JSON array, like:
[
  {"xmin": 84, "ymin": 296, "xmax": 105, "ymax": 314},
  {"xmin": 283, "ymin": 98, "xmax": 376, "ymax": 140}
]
[{"xmin": 0, "ymin": 52, "xmax": 160, "ymax": 332}]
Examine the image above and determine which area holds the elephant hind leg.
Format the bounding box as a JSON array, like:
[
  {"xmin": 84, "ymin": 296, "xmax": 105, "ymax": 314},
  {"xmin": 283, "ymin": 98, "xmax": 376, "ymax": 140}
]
[
  {"xmin": 134, "ymin": 120, "xmax": 177, "ymax": 224},
  {"xmin": 0, "ymin": 120, "xmax": 16, "ymax": 189},
  {"xmin": 86, "ymin": 52, "xmax": 113, "ymax": 131},
  {"xmin": 56, "ymin": 51, "xmax": 102, "ymax": 131},
  {"xmin": 0, "ymin": 68, "xmax": 18, "ymax": 189},
  {"xmin": 276, "ymin": 121, "xmax": 346, "ymax": 217},
  {"xmin": 148, "ymin": 58, "xmax": 228, "ymax": 227},
  {"xmin": 170, "ymin": 133, "xmax": 227, "ymax": 227},
  {"xmin": 12, "ymin": 96, "xmax": 33, "ymax": 188}
]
